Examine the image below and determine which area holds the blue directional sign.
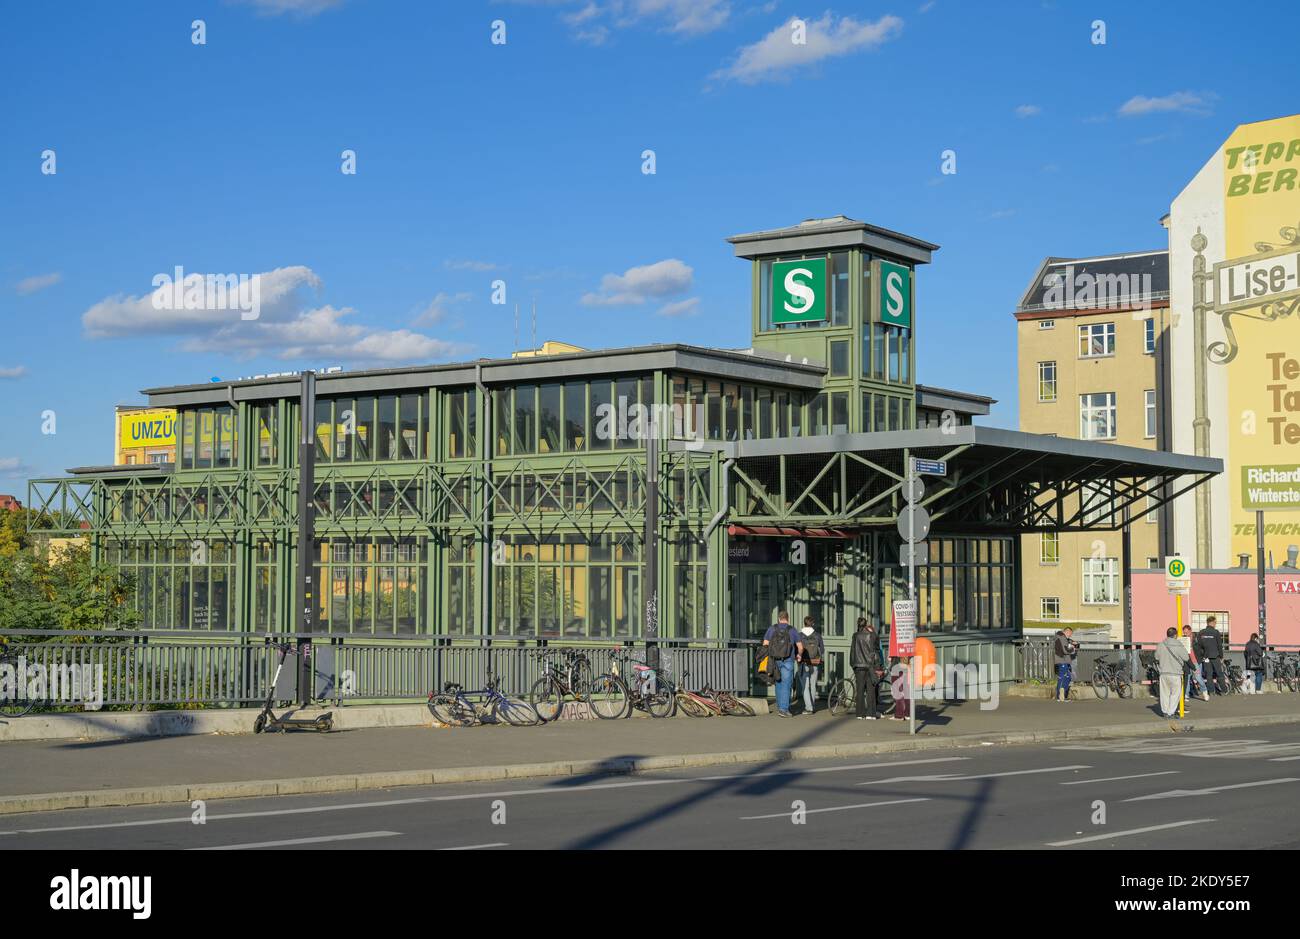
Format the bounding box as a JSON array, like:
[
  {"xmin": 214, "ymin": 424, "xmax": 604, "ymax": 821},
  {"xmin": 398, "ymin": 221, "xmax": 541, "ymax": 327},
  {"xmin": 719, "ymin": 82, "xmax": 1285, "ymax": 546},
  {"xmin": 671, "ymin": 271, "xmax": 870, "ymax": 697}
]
[{"xmin": 912, "ymin": 458, "xmax": 947, "ymax": 476}]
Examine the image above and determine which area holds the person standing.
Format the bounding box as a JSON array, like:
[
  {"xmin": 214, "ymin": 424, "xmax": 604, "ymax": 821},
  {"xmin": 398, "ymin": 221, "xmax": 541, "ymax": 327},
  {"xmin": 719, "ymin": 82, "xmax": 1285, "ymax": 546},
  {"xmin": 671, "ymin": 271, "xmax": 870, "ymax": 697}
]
[
  {"xmin": 1053, "ymin": 627, "xmax": 1079, "ymax": 702},
  {"xmin": 890, "ymin": 657, "xmax": 912, "ymax": 720},
  {"xmin": 1244, "ymin": 632, "xmax": 1265, "ymax": 693},
  {"xmin": 1197, "ymin": 616, "xmax": 1226, "ymax": 695},
  {"xmin": 762, "ymin": 610, "xmax": 803, "ymax": 718},
  {"xmin": 1181, "ymin": 626, "xmax": 1210, "ymax": 701},
  {"xmin": 1156, "ymin": 626, "xmax": 1191, "ymax": 718},
  {"xmin": 796, "ymin": 617, "xmax": 823, "ymax": 715},
  {"xmin": 850, "ymin": 617, "xmax": 884, "ymax": 720}
]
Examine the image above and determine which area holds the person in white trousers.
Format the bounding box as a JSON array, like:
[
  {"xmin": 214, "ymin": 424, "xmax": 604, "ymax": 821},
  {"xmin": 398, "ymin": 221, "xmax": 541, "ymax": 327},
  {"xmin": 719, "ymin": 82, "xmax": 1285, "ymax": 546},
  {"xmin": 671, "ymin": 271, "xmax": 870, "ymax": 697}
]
[{"xmin": 1155, "ymin": 627, "xmax": 1191, "ymax": 719}]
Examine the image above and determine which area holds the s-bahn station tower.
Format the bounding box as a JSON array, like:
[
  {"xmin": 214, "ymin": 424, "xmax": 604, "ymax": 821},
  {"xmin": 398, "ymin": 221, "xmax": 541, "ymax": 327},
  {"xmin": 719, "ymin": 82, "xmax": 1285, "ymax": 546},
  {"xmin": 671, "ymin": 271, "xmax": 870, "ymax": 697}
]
[{"xmin": 29, "ymin": 215, "xmax": 1220, "ymax": 688}]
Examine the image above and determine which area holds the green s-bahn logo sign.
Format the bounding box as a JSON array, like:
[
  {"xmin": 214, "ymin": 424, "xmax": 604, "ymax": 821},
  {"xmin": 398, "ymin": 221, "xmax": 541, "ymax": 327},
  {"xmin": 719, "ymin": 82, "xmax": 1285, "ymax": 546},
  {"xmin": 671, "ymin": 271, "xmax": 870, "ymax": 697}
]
[
  {"xmin": 772, "ymin": 257, "xmax": 827, "ymax": 325},
  {"xmin": 877, "ymin": 259, "xmax": 912, "ymax": 329}
]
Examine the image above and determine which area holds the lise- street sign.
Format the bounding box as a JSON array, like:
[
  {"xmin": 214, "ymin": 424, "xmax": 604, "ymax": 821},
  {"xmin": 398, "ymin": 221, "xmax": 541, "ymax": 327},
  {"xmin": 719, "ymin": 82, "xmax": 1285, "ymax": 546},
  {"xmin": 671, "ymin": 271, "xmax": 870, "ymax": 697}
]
[{"xmin": 912, "ymin": 458, "xmax": 947, "ymax": 476}]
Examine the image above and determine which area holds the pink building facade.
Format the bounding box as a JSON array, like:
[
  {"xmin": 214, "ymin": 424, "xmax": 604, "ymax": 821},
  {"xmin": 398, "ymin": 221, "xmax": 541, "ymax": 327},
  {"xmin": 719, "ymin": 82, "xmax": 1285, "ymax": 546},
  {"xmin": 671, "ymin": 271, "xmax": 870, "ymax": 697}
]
[{"xmin": 1131, "ymin": 569, "xmax": 1300, "ymax": 647}]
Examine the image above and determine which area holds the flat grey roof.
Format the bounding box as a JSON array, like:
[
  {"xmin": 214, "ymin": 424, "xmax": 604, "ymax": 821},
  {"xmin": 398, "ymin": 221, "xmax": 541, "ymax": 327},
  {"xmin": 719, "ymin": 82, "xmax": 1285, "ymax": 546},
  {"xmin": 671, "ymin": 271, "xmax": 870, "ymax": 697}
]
[
  {"xmin": 916, "ymin": 384, "xmax": 995, "ymax": 416},
  {"xmin": 141, "ymin": 343, "xmax": 829, "ymax": 407},
  {"xmin": 726, "ymin": 215, "xmax": 938, "ymax": 265}
]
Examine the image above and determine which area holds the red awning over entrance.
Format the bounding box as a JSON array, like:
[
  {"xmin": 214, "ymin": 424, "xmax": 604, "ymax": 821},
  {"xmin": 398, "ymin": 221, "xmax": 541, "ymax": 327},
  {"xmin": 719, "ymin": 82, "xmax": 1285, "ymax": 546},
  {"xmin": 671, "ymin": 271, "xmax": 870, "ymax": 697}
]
[{"xmin": 727, "ymin": 525, "xmax": 854, "ymax": 539}]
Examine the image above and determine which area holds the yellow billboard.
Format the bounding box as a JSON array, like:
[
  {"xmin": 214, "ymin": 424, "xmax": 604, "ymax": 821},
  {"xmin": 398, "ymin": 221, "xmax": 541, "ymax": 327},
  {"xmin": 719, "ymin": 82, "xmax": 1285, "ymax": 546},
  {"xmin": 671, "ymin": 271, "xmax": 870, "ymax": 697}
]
[{"xmin": 118, "ymin": 409, "xmax": 177, "ymax": 451}]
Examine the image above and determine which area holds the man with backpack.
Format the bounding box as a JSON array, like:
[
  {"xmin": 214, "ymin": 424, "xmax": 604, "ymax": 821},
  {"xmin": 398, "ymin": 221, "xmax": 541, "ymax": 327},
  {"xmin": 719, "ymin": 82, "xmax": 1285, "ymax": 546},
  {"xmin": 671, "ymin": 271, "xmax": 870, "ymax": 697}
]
[
  {"xmin": 796, "ymin": 617, "xmax": 823, "ymax": 714},
  {"xmin": 850, "ymin": 617, "xmax": 884, "ymax": 720},
  {"xmin": 762, "ymin": 610, "xmax": 803, "ymax": 718},
  {"xmin": 1197, "ymin": 616, "xmax": 1227, "ymax": 695}
]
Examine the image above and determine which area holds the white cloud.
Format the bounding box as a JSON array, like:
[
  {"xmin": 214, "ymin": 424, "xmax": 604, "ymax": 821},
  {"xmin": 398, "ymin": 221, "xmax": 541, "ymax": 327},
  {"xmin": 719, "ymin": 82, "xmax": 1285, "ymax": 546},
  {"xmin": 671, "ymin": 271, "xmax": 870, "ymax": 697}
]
[
  {"xmin": 444, "ymin": 259, "xmax": 500, "ymax": 272},
  {"xmin": 657, "ymin": 297, "xmax": 700, "ymax": 317},
  {"xmin": 232, "ymin": 0, "xmax": 346, "ymax": 16},
  {"xmin": 989, "ymin": 209, "xmax": 1016, "ymax": 219},
  {"xmin": 0, "ymin": 457, "xmax": 31, "ymax": 478},
  {"xmin": 81, "ymin": 267, "xmax": 465, "ymax": 367},
  {"xmin": 1015, "ymin": 104, "xmax": 1041, "ymax": 118},
  {"xmin": 712, "ymin": 13, "xmax": 904, "ymax": 84},
  {"xmin": 15, "ymin": 272, "xmax": 61, "ymax": 295},
  {"xmin": 82, "ymin": 266, "xmax": 322, "ymax": 338},
  {"xmin": 532, "ymin": 0, "xmax": 731, "ymax": 39},
  {"xmin": 581, "ymin": 258, "xmax": 694, "ymax": 306},
  {"xmin": 181, "ymin": 305, "xmax": 469, "ymax": 365},
  {"xmin": 1118, "ymin": 91, "xmax": 1215, "ymax": 117},
  {"xmin": 0, "ymin": 366, "xmax": 27, "ymax": 379},
  {"xmin": 416, "ymin": 291, "xmax": 473, "ymax": 325}
]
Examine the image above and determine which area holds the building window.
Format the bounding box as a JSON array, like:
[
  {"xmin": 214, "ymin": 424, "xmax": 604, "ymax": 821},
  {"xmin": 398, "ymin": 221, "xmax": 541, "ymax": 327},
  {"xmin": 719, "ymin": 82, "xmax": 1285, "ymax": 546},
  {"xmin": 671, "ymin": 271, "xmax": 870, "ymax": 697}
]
[
  {"xmin": 179, "ymin": 406, "xmax": 238, "ymax": 470},
  {"xmin": 1144, "ymin": 389, "xmax": 1156, "ymax": 439},
  {"xmin": 1081, "ymin": 557, "xmax": 1119, "ymax": 605},
  {"xmin": 881, "ymin": 536, "xmax": 1015, "ymax": 632},
  {"xmin": 1147, "ymin": 557, "xmax": 1160, "ymax": 569},
  {"xmin": 1038, "ymin": 319, "xmax": 1055, "ymax": 330},
  {"xmin": 1144, "ymin": 318, "xmax": 1156, "ymax": 354},
  {"xmin": 1041, "ymin": 532, "xmax": 1059, "ymax": 565},
  {"xmin": 1079, "ymin": 392, "xmax": 1116, "ymax": 440},
  {"xmin": 1081, "ymin": 480, "xmax": 1115, "ymax": 525},
  {"xmin": 831, "ymin": 392, "xmax": 849, "ymax": 434},
  {"xmin": 829, "ymin": 339, "xmax": 849, "ymax": 377},
  {"xmin": 830, "ymin": 251, "xmax": 850, "ymax": 326},
  {"xmin": 1078, "ymin": 322, "xmax": 1115, "ymax": 358},
  {"xmin": 1146, "ymin": 492, "xmax": 1159, "ymax": 523},
  {"xmin": 1038, "ymin": 361, "xmax": 1057, "ymax": 402},
  {"xmin": 1041, "ymin": 597, "xmax": 1061, "ymax": 621}
]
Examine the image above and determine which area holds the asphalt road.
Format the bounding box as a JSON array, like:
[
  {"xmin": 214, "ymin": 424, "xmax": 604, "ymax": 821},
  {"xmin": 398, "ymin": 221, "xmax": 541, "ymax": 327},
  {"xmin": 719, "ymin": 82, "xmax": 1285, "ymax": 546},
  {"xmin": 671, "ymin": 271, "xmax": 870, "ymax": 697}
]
[{"xmin": 5, "ymin": 725, "xmax": 1300, "ymax": 850}]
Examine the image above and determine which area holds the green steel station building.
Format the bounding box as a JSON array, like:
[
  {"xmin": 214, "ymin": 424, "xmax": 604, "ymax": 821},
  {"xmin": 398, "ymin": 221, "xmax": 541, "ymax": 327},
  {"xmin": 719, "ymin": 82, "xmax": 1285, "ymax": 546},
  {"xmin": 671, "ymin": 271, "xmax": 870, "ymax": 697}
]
[{"xmin": 29, "ymin": 216, "xmax": 1222, "ymax": 697}]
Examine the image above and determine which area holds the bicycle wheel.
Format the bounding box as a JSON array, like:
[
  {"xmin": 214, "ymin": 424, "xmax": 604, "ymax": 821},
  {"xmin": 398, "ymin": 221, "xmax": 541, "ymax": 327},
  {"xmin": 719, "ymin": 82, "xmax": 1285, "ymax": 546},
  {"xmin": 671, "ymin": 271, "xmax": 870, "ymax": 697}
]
[
  {"xmin": 587, "ymin": 674, "xmax": 631, "ymax": 720},
  {"xmin": 529, "ymin": 676, "xmax": 564, "ymax": 723},
  {"xmin": 428, "ymin": 693, "xmax": 476, "ymax": 727},
  {"xmin": 645, "ymin": 684, "xmax": 676, "ymax": 718},
  {"xmin": 1093, "ymin": 677, "xmax": 1109, "ymax": 700},
  {"xmin": 676, "ymin": 693, "xmax": 712, "ymax": 718},
  {"xmin": 493, "ymin": 695, "xmax": 540, "ymax": 727},
  {"xmin": 717, "ymin": 691, "xmax": 755, "ymax": 717},
  {"xmin": 828, "ymin": 678, "xmax": 856, "ymax": 716}
]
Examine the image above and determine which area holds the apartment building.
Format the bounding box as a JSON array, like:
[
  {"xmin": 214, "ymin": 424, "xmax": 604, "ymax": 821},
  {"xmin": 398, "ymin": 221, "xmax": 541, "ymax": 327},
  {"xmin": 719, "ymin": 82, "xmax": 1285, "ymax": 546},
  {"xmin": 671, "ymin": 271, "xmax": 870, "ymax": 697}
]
[{"xmin": 1014, "ymin": 250, "xmax": 1171, "ymax": 638}]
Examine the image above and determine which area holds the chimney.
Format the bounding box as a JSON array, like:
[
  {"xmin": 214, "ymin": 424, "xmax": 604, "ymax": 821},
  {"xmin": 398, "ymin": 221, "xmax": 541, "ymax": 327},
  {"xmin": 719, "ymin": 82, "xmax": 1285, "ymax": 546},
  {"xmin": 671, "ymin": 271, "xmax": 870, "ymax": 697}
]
[
  {"xmin": 1283, "ymin": 545, "xmax": 1299, "ymax": 570},
  {"xmin": 1238, "ymin": 553, "xmax": 1251, "ymax": 569}
]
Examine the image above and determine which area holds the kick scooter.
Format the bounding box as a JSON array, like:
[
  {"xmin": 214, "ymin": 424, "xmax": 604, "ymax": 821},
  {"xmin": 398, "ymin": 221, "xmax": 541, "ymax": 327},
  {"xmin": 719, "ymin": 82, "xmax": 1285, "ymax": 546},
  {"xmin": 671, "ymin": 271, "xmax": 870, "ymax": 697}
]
[{"xmin": 252, "ymin": 640, "xmax": 334, "ymax": 733}]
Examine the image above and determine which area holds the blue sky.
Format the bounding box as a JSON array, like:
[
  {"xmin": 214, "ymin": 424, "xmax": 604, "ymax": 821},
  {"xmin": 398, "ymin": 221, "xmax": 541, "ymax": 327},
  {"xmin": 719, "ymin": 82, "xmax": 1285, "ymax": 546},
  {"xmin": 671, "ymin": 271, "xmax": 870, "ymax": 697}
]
[{"xmin": 2, "ymin": 0, "xmax": 1297, "ymax": 481}]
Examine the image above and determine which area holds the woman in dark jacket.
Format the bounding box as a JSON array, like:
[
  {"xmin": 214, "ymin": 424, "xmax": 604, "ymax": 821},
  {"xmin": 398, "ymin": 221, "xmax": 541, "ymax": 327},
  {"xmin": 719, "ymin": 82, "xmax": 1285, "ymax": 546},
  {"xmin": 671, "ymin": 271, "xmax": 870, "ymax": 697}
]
[
  {"xmin": 1053, "ymin": 628, "xmax": 1079, "ymax": 701},
  {"xmin": 1244, "ymin": 633, "xmax": 1265, "ymax": 693}
]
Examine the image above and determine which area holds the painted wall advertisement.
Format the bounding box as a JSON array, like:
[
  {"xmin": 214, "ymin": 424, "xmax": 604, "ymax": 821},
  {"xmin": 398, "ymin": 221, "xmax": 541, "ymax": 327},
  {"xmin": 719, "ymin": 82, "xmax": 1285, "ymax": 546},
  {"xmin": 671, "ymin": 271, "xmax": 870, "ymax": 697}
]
[{"xmin": 1170, "ymin": 113, "xmax": 1300, "ymax": 568}]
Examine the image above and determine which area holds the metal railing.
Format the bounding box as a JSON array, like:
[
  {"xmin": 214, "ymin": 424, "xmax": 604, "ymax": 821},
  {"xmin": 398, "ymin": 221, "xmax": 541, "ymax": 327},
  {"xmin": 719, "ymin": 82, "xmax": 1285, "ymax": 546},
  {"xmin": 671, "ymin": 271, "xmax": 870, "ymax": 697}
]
[
  {"xmin": 0, "ymin": 630, "xmax": 756, "ymax": 710},
  {"xmin": 1014, "ymin": 636, "xmax": 1300, "ymax": 685}
]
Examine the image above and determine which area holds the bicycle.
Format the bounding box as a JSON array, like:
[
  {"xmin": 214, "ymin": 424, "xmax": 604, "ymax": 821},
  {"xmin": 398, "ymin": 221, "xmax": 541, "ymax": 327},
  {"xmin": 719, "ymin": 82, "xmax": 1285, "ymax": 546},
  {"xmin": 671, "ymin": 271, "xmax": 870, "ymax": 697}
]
[
  {"xmin": 673, "ymin": 670, "xmax": 720, "ymax": 718},
  {"xmin": 695, "ymin": 683, "xmax": 755, "ymax": 717},
  {"xmin": 427, "ymin": 671, "xmax": 540, "ymax": 727},
  {"xmin": 1091, "ymin": 656, "xmax": 1132, "ymax": 700},
  {"xmin": 1267, "ymin": 652, "xmax": 1299, "ymax": 692},
  {"xmin": 607, "ymin": 649, "xmax": 674, "ymax": 718},
  {"xmin": 529, "ymin": 648, "xmax": 596, "ymax": 722},
  {"xmin": 828, "ymin": 676, "xmax": 856, "ymax": 716},
  {"xmin": 1222, "ymin": 659, "xmax": 1246, "ymax": 695}
]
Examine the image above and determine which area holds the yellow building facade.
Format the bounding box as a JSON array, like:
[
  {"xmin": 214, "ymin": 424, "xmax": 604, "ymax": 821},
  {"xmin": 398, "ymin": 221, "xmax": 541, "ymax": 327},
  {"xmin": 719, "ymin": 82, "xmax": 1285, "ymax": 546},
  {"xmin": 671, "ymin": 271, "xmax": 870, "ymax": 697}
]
[{"xmin": 1015, "ymin": 252, "xmax": 1170, "ymax": 638}]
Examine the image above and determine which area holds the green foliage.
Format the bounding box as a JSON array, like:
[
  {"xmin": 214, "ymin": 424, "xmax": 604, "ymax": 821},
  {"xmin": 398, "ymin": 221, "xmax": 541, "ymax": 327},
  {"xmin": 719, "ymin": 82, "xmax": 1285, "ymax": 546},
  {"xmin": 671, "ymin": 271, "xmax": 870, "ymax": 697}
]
[{"xmin": 0, "ymin": 541, "xmax": 139, "ymax": 633}]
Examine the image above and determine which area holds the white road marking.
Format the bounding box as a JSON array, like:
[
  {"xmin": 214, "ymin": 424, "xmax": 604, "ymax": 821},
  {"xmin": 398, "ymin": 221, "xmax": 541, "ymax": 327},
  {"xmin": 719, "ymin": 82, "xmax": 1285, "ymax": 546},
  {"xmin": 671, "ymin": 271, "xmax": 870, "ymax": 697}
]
[
  {"xmin": 1060, "ymin": 771, "xmax": 1180, "ymax": 786},
  {"xmin": 1123, "ymin": 777, "xmax": 1300, "ymax": 802},
  {"xmin": 440, "ymin": 842, "xmax": 509, "ymax": 850},
  {"xmin": 741, "ymin": 798, "xmax": 929, "ymax": 820},
  {"xmin": 857, "ymin": 764, "xmax": 1091, "ymax": 785},
  {"xmin": 1056, "ymin": 738, "xmax": 1300, "ymax": 759},
  {"xmin": 1046, "ymin": 819, "xmax": 1214, "ymax": 847},
  {"xmin": 0, "ymin": 756, "xmax": 971, "ymax": 837},
  {"xmin": 190, "ymin": 830, "xmax": 401, "ymax": 850}
]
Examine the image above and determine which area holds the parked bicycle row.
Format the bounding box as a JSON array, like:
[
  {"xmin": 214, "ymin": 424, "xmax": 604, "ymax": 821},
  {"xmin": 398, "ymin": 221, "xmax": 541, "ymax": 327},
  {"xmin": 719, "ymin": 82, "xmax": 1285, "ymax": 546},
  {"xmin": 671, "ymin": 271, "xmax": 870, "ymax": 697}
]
[{"xmin": 425, "ymin": 646, "xmax": 755, "ymax": 728}]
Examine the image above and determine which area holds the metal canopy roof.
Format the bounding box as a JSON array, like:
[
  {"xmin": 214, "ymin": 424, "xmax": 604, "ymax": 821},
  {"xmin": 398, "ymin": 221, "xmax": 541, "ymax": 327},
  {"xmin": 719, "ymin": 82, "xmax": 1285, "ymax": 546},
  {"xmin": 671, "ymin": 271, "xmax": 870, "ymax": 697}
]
[{"xmin": 670, "ymin": 425, "xmax": 1221, "ymax": 533}]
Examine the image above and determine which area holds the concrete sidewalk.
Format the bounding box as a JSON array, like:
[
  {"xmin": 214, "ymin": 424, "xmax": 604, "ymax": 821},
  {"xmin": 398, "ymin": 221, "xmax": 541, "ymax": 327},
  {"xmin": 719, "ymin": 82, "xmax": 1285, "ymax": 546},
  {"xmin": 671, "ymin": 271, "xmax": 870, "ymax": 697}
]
[{"xmin": 1, "ymin": 693, "xmax": 1297, "ymax": 816}]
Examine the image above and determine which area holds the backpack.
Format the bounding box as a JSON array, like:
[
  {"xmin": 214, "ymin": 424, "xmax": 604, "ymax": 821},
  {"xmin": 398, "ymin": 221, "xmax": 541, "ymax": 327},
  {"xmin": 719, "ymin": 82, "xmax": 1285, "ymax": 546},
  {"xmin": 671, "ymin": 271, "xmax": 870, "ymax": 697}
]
[
  {"xmin": 767, "ymin": 624, "xmax": 793, "ymax": 660},
  {"xmin": 803, "ymin": 631, "xmax": 823, "ymax": 662}
]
